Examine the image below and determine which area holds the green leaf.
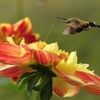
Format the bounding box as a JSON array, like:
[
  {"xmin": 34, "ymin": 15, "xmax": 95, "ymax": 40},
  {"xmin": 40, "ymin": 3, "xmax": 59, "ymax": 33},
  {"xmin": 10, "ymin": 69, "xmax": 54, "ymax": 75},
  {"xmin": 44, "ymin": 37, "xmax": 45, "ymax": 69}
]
[
  {"xmin": 27, "ymin": 71, "xmax": 43, "ymax": 96},
  {"xmin": 40, "ymin": 77, "xmax": 52, "ymax": 100},
  {"xmin": 33, "ymin": 74, "xmax": 49, "ymax": 91},
  {"xmin": 46, "ymin": 70, "xmax": 56, "ymax": 77},
  {"xmin": 18, "ymin": 74, "xmax": 35, "ymax": 90},
  {"xmin": 17, "ymin": 72, "xmax": 35, "ymax": 84}
]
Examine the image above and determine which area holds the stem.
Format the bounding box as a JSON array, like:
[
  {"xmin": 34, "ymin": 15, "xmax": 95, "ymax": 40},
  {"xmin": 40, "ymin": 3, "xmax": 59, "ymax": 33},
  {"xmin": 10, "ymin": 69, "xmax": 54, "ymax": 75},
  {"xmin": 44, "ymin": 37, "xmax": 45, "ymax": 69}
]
[{"xmin": 34, "ymin": 91, "xmax": 40, "ymax": 100}]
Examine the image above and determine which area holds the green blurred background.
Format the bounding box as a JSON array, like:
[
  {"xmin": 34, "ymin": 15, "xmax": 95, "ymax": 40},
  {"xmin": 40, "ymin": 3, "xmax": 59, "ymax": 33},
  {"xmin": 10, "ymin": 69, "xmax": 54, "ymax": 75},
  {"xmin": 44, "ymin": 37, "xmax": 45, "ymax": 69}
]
[{"xmin": 0, "ymin": 0, "xmax": 100, "ymax": 100}]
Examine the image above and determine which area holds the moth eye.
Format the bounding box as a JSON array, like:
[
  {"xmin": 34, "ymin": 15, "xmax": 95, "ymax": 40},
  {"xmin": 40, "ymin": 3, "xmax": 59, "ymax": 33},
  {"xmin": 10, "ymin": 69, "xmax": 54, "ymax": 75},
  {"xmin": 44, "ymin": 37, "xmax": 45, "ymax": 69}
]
[{"xmin": 65, "ymin": 21, "xmax": 70, "ymax": 23}]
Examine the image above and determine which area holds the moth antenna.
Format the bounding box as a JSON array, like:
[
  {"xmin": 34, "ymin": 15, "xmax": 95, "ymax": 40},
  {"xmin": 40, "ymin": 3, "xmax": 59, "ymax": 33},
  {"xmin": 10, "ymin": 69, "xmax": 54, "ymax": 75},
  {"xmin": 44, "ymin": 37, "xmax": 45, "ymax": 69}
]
[
  {"xmin": 96, "ymin": 25, "xmax": 100, "ymax": 28},
  {"xmin": 93, "ymin": 22, "xmax": 100, "ymax": 27},
  {"xmin": 57, "ymin": 17, "xmax": 67, "ymax": 20},
  {"xmin": 44, "ymin": 22, "xmax": 64, "ymax": 41},
  {"xmin": 89, "ymin": 22, "xmax": 100, "ymax": 28}
]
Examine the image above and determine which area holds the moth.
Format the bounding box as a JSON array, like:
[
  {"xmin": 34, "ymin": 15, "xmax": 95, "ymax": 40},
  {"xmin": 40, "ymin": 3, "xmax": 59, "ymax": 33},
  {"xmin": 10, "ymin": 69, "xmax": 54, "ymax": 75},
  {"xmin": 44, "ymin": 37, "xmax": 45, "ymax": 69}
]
[{"xmin": 57, "ymin": 17, "xmax": 100, "ymax": 35}]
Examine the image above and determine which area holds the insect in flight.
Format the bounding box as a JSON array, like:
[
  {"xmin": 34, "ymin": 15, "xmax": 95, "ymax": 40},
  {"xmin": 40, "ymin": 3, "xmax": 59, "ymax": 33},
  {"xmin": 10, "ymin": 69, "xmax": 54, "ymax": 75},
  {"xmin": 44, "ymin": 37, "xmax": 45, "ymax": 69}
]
[{"xmin": 57, "ymin": 17, "xmax": 100, "ymax": 35}]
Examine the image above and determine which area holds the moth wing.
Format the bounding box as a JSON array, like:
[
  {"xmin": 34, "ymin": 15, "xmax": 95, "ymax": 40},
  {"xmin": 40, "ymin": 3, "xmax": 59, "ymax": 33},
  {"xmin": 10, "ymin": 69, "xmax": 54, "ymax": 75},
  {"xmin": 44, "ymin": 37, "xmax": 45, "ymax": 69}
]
[{"xmin": 62, "ymin": 26, "xmax": 77, "ymax": 35}]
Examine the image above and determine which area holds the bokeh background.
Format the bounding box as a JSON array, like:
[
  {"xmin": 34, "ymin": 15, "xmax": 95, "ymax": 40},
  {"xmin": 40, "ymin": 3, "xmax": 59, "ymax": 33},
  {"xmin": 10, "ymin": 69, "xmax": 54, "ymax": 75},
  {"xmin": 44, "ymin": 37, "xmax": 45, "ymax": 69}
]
[{"xmin": 0, "ymin": 0, "xmax": 100, "ymax": 100}]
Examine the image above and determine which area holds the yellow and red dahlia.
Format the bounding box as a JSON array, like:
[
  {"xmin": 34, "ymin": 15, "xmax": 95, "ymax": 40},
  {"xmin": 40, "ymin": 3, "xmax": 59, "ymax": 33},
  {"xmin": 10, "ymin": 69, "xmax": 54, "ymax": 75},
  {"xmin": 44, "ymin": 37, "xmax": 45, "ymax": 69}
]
[
  {"xmin": 0, "ymin": 18, "xmax": 39, "ymax": 44},
  {"xmin": 0, "ymin": 41, "xmax": 100, "ymax": 97}
]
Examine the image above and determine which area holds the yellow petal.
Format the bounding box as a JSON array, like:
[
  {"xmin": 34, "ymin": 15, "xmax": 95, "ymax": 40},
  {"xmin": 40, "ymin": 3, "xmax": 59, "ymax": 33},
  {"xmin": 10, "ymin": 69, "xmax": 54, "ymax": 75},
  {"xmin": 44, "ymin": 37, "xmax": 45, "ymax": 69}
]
[
  {"xmin": 43, "ymin": 42, "xmax": 59, "ymax": 54},
  {"xmin": 28, "ymin": 41, "xmax": 46, "ymax": 49},
  {"xmin": 67, "ymin": 51, "xmax": 77, "ymax": 65},
  {"xmin": 77, "ymin": 64, "xmax": 94, "ymax": 75},
  {"xmin": 53, "ymin": 77, "xmax": 79, "ymax": 97},
  {"xmin": 7, "ymin": 37, "xmax": 16, "ymax": 45},
  {"xmin": 56, "ymin": 52, "xmax": 78, "ymax": 74}
]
